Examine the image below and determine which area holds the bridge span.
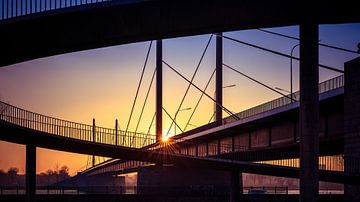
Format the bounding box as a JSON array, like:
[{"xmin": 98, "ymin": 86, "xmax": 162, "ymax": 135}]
[
  {"xmin": 0, "ymin": 0, "xmax": 360, "ymax": 66},
  {"xmin": 0, "ymin": 74, "xmax": 357, "ymax": 185}
]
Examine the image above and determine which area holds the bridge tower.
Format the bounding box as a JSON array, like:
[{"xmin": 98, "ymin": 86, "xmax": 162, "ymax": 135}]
[
  {"xmin": 156, "ymin": 40, "xmax": 163, "ymax": 142},
  {"xmin": 215, "ymin": 32, "xmax": 223, "ymax": 124}
]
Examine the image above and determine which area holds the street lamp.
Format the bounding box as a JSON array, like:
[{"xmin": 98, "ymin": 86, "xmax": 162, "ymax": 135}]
[
  {"xmin": 213, "ymin": 84, "xmax": 237, "ymax": 122},
  {"xmin": 290, "ymin": 40, "xmax": 320, "ymax": 102},
  {"xmin": 290, "ymin": 43, "xmax": 300, "ymax": 103},
  {"xmin": 223, "ymin": 84, "xmax": 236, "ymax": 89},
  {"xmin": 187, "ymin": 123, "xmax": 198, "ymax": 128},
  {"xmin": 174, "ymin": 107, "xmax": 192, "ymax": 135}
]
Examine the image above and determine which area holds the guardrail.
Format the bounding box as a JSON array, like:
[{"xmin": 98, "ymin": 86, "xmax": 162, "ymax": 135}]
[
  {"xmin": 224, "ymin": 75, "xmax": 344, "ymax": 123},
  {"xmin": 0, "ymin": 100, "xmax": 156, "ymax": 148},
  {"xmin": 0, "ymin": 185, "xmax": 289, "ymax": 195},
  {"xmin": 0, "ymin": 0, "xmax": 113, "ymax": 21}
]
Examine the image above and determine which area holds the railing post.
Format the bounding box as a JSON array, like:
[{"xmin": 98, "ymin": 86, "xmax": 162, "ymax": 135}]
[
  {"xmin": 92, "ymin": 118, "xmax": 96, "ymax": 167},
  {"xmin": 115, "ymin": 119, "xmax": 118, "ymax": 146}
]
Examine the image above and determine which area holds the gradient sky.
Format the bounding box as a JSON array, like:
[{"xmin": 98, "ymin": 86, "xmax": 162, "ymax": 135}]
[{"xmin": 0, "ymin": 24, "xmax": 359, "ymax": 175}]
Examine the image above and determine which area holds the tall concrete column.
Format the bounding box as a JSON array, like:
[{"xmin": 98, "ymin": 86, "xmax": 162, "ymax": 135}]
[
  {"xmin": 299, "ymin": 23, "xmax": 319, "ymax": 202},
  {"xmin": 215, "ymin": 33, "xmax": 223, "ymax": 124},
  {"xmin": 156, "ymin": 40, "xmax": 163, "ymax": 142},
  {"xmin": 26, "ymin": 144, "xmax": 36, "ymax": 202},
  {"xmin": 344, "ymin": 57, "xmax": 360, "ymax": 202},
  {"xmin": 230, "ymin": 171, "xmax": 242, "ymax": 202}
]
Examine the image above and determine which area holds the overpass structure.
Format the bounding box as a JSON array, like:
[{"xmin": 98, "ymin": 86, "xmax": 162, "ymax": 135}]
[
  {"xmin": 81, "ymin": 75, "xmax": 345, "ymax": 176},
  {"xmin": 1, "ymin": 1, "xmax": 360, "ymax": 202}
]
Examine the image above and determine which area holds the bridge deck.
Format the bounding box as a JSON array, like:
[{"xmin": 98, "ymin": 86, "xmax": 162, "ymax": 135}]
[{"xmin": 0, "ymin": 0, "xmax": 359, "ymax": 66}]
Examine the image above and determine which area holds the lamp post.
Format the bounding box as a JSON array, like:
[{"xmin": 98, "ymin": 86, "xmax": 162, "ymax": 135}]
[
  {"xmin": 174, "ymin": 107, "xmax": 192, "ymax": 135},
  {"xmin": 187, "ymin": 123, "xmax": 198, "ymax": 128},
  {"xmin": 290, "ymin": 43, "xmax": 300, "ymax": 103},
  {"xmin": 213, "ymin": 84, "xmax": 237, "ymax": 122},
  {"xmin": 290, "ymin": 40, "xmax": 320, "ymax": 102}
]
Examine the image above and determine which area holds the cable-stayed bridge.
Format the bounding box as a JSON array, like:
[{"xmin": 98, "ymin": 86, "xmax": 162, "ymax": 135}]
[{"xmin": 1, "ymin": 1, "xmax": 360, "ymax": 202}]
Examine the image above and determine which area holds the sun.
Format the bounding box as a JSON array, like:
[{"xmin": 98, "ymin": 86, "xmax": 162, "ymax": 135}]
[
  {"xmin": 161, "ymin": 136, "xmax": 169, "ymax": 142},
  {"xmin": 162, "ymin": 129, "xmax": 174, "ymax": 142}
]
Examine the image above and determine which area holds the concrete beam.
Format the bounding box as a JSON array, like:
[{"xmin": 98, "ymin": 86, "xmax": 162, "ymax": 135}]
[{"xmin": 0, "ymin": 1, "xmax": 359, "ymax": 67}]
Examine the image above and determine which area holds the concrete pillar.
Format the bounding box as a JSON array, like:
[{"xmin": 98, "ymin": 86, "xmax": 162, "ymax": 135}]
[
  {"xmin": 230, "ymin": 171, "xmax": 242, "ymax": 202},
  {"xmin": 299, "ymin": 23, "xmax": 319, "ymax": 202},
  {"xmin": 344, "ymin": 57, "xmax": 360, "ymax": 202},
  {"xmin": 215, "ymin": 32, "xmax": 223, "ymax": 124},
  {"xmin": 26, "ymin": 144, "xmax": 36, "ymax": 202},
  {"xmin": 156, "ymin": 40, "xmax": 163, "ymax": 142}
]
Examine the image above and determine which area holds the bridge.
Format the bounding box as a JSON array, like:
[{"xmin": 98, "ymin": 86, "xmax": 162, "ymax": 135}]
[{"xmin": 1, "ymin": 1, "xmax": 360, "ymax": 202}]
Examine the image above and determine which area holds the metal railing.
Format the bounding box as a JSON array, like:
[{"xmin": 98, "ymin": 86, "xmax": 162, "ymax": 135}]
[
  {"xmin": 0, "ymin": 101, "xmax": 156, "ymax": 148},
  {"xmin": 0, "ymin": 0, "xmax": 113, "ymax": 21},
  {"xmin": 255, "ymin": 155, "xmax": 345, "ymax": 172},
  {"xmin": 224, "ymin": 75, "xmax": 344, "ymax": 123},
  {"xmin": 0, "ymin": 185, "xmax": 289, "ymax": 195}
]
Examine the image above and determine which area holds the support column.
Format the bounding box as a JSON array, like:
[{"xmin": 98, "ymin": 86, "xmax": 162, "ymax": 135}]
[
  {"xmin": 230, "ymin": 171, "xmax": 242, "ymax": 202},
  {"xmin": 344, "ymin": 57, "xmax": 360, "ymax": 202},
  {"xmin": 215, "ymin": 32, "xmax": 223, "ymax": 124},
  {"xmin": 26, "ymin": 144, "xmax": 36, "ymax": 202},
  {"xmin": 299, "ymin": 23, "xmax": 319, "ymax": 202},
  {"xmin": 156, "ymin": 40, "xmax": 163, "ymax": 142}
]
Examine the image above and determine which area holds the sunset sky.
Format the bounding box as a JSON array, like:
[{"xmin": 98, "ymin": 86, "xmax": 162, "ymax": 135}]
[{"xmin": 0, "ymin": 24, "xmax": 359, "ymax": 175}]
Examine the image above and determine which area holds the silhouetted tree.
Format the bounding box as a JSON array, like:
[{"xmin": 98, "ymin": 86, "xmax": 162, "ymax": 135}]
[
  {"xmin": 7, "ymin": 167, "xmax": 19, "ymax": 185},
  {"xmin": 0, "ymin": 169, "xmax": 5, "ymax": 176},
  {"xmin": 59, "ymin": 165, "xmax": 70, "ymax": 181},
  {"xmin": 7, "ymin": 167, "xmax": 19, "ymax": 176}
]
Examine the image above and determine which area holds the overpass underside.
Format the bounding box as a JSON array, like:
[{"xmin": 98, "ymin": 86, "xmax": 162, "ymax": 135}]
[{"xmin": 0, "ymin": 0, "xmax": 360, "ymax": 67}]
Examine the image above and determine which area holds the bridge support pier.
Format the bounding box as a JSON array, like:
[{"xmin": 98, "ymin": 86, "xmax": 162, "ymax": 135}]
[
  {"xmin": 299, "ymin": 23, "xmax": 319, "ymax": 202},
  {"xmin": 26, "ymin": 144, "xmax": 36, "ymax": 202},
  {"xmin": 344, "ymin": 57, "xmax": 360, "ymax": 202},
  {"xmin": 156, "ymin": 39, "xmax": 163, "ymax": 142},
  {"xmin": 230, "ymin": 171, "xmax": 242, "ymax": 202},
  {"xmin": 215, "ymin": 32, "xmax": 223, "ymax": 124}
]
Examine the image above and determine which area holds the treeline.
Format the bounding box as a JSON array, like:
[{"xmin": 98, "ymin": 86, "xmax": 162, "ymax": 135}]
[{"xmin": 0, "ymin": 165, "xmax": 70, "ymax": 186}]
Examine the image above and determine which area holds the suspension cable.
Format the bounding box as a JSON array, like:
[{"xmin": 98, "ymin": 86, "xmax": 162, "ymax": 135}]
[
  {"xmin": 134, "ymin": 68, "xmax": 156, "ymax": 133},
  {"xmin": 142, "ymin": 112, "xmax": 156, "ymax": 146},
  {"xmin": 163, "ymin": 60, "xmax": 240, "ymax": 121},
  {"xmin": 147, "ymin": 112, "xmax": 156, "ymax": 135},
  {"xmin": 217, "ymin": 34, "xmax": 344, "ymax": 73},
  {"xmin": 258, "ymin": 28, "xmax": 359, "ymax": 54},
  {"xmin": 184, "ymin": 68, "xmax": 216, "ymax": 131},
  {"xmin": 208, "ymin": 112, "xmax": 215, "ymax": 124},
  {"xmin": 163, "ymin": 107, "xmax": 184, "ymax": 134},
  {"xmin": 223, "ymin": 63, "xmax": 295, "ymax": 101},
  {"xmin": 124, "ymin": 41, "xmax": 153, "ymax": 139},
  {"xmin": 166, "ymin": 34, "xmax": 213, "ymax": 136},
  {"xmin": 132, "ymin": 68, "xmax": 156, "ymax": 146}
]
